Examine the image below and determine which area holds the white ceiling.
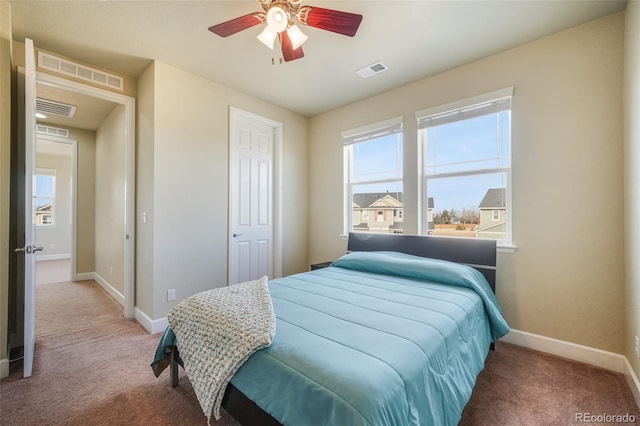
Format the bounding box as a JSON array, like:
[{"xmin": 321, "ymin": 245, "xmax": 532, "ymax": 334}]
[
  {"xmin": 11, "ymin": 0, "xmax": 627, "ymax": 118},
  {"xmin": 37, "ymin": 82, "xmax": 118, "ymax": 131}
]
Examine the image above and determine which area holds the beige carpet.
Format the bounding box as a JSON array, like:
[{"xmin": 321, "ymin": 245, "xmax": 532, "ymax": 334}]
[
  {"xmin": 0, "ymin": 278, "xmax": 638, "ymax": 425},
  {"xmin": 36, "ymin": 258, "xmax": 71, "ymax": 285}
]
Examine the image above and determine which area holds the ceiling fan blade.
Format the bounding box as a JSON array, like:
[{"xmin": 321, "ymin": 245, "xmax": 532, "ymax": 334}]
[
  {"xmin": 297, "ymin": 6, "xmax": 362, "ymax": 37},
  {"xmin": 279, "ymin": 32, "xmax": 304, "ymax": 62},
  {"xmin": 208, "ymin": 12, "xmax": 265, "ymax": 37}
]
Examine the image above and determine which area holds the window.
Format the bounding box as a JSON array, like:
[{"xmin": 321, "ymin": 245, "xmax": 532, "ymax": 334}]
[
  {"xmin": 343, "ymin": 117, "xmax": 403, "ymax": 234},
  {"xmin": 417, "ymin": 87, "xmax": 513, "ymax": 245},
  {"xmin": 34, "ymin": 169, "xmax": 56, "ymax": 226}
]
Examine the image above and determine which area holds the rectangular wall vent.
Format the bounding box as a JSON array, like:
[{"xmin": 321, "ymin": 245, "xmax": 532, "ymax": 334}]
[
  {"xmin": 36, "ymin": 124, "xmax": 70, "ymax": 138},
  {"xmin": 356, "ymin": 61, "xmax": 389, "ymax": 79},
  {"xmin": 37, "ymin": 51, "xmax": 124, "ymax": 92},
  {"xmin": 37, "ymin": 98, "xmax": 76, "ymax": 118}
]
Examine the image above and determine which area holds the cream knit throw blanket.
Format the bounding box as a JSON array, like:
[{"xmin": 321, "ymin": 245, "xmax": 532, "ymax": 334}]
[{"xmin": 167, "ymin": 276, "xmax": 276, "ymax": 424}]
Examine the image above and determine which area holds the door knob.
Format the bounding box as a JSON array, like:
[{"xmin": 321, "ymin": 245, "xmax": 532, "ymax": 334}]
[
  {"xmin": 14, "ymin": 245, "xmax": 43, "ymax": 254},
  {"xmin": 233, "ymin": 233, "xmax": 242, "ymax": 238}
]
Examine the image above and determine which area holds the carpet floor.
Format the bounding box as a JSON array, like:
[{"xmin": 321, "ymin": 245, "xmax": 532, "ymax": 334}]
[
  {"xmin": 35, "ymin": 259, "xmax": 71, "ymax": 286},
  {"xmin": 0, "ymin": 278, "xmax": 638, "ymax": 425}
]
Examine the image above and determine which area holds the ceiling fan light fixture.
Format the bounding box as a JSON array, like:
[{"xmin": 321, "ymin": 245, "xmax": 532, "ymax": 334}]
[
  {"xmin": 266, "ymin": 6, "xmax": 288, "ymax": 32},
  {"xmin": 287, "ymin": 24, "xmax": 308, "ymax": 49},
  {"xmin": 257, "ymin": 26, "xmax": 278, "ymax": 49}
]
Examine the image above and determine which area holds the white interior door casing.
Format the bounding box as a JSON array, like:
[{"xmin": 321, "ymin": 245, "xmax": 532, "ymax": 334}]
[
  {"xmin": 23, "ymin": 38, "xmax": 37, "ymax": 378},
  {"xmin": 229, "ymin": 109, "xmax": 281, "ymax": 285},
  {"xmin": 36, "ymin": 72, "xmax": 136, "ymax": 319}
]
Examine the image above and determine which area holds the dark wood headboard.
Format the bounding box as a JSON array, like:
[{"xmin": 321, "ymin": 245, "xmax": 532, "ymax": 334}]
[{"xmin": 346, "ymin": 232, "xmax": 497, "ymax": 292}]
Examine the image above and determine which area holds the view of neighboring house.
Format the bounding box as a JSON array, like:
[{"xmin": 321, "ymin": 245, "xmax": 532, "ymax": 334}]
[
  {"xmin": 352, "ymin": 188, "xmax": 502, "ymax": 238},
  {"xmin": 352, "ymin": 193, "xmax": 434, "ymax": 234},
  {"xmin": 35, "ymin": 203, "xmax": 53, "ymax": 225},
  {"xmin": 476, "ymin": 188, "xmax": 506, "ymax": 240}
]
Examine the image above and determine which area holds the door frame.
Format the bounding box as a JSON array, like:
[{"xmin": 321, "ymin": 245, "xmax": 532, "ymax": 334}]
[
  {"xmin": 36, "ymin": 72, "xmax": 136, "ymax": 319},
  {"xmin": 228, "ymin": 107, "xmax": 283, "ymax": 282},
  {"xmin": 34, "ymin": 135, "xmax": 77, "ymax": 279}
]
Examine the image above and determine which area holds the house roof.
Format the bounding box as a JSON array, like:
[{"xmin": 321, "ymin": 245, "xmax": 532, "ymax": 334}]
[
  {"xmin": 36, "ymin": 203, "xmax": 52, "ymax": 212},
  {"xmin": 479, "ymin": 188, "xmax": 506, "ymax": 209},
  {"xmin": 353, "ymin": 193, "xmax": 434, "ymax": 209},
  {"xmin": 353, "ymin": 193, "xmax": 403, "ymax": 209}
]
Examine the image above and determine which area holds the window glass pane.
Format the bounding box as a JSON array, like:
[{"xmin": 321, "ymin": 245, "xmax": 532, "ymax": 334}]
[
  {"xmin": 352, "ymin": 133, "xmax": 402, "ymax": 182},
  {"xmin": 34, "ymin": 175, "xmax": 55, "ymax": 197},
  {"xmin": 352, "ymin": 182, "xmax": 403, "ymax": 234},
  {"xmin": 425, "ymin": 111, "xmax": 509, "ymax": 175},
  {"xmin": 426, "ymin": 172, "xmax": 506, "ymax": 241},
  {"xmin": 34, "ymin": 173, "xmax": 55, "ymax": 226}
]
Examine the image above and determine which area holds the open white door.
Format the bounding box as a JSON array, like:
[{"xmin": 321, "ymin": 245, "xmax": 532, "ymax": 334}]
[{"xmin": 21, "ymin": 38, "xmax": 39, "ymax": 378}]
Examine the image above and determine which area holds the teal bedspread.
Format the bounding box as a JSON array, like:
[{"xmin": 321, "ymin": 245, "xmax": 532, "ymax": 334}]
[{"xmin": 153, "ymin": 251, "xmax": 509, "ymax": 426}]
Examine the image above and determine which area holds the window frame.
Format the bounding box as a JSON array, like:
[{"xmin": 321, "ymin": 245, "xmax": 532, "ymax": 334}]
[
  {"xmin": 416, "ymin": 87, "xmax": 514, "ymax": 249},
  {"xmin": 33, "ymin": 168, "xmax": 56, "ymax": 227},
  {"xmin": 342, "ymin": 116, "xmax": 403, "ymax": 235}
]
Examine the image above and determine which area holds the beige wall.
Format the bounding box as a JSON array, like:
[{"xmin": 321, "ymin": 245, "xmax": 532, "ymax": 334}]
[
  {"xmin": 69, "ymin": 127, "xmax": 96, "ymax": 274},
  {"xmin": 95, "ymin": 104, "xmax": 126, "ymax": 294},
  {"xmin": 624, "ymin": 0, "xmax": 640, "ymax": 382},
  {"xmin": 35, "ymin": 150, "xmax": 72, "ymax": 257},
  {"xmin": 309, "ymin": 13, "xmax": 626, "ymax": 354},
  {"xmin": 137, "ymin": 60, "xmax": 309, "ymax": 320},
  {"xmin": 135, "ymin": 61, "xmax": 155, "ymax": 316},
  {"xmin": 0, "ymin": 2, "xmax": 12, "ymax": 378}
]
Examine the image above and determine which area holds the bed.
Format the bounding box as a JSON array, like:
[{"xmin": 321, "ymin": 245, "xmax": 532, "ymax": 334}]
[{"xmin": 152, "ymin": 232, "xmax": 509, "ymax": 426}]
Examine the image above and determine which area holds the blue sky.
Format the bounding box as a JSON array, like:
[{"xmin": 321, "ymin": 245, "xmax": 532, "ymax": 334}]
[
  {"xmin": 352, "ymin": 111, "xmax": 509, "ymax": 212},
  {"xmin": 34, "ymin": 175, "xmax": 54, "ymax": 209}
]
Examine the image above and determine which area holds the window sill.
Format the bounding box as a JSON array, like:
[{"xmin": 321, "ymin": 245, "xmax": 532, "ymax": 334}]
[{"xmin": 497, "ymin": 244, "xmax": 517, "ymax": 254}]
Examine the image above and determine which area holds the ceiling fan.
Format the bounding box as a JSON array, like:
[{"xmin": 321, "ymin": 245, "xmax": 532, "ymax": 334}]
[{"xmin": 208, "ymin": 0, "xmax": 363, "ymax": 62}]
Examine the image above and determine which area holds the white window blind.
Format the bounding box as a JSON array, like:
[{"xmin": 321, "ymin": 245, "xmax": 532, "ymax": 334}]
[
  {"xmin": 418, "ymin": 97, "xmax": 511, "ymax": 130},
  {"xmin": 342, "ymin": 116, "xmax": 403, "ymax": 146}
]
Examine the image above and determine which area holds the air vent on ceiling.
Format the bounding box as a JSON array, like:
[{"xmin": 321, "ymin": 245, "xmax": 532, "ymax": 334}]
[
  {"xmin": 36, "ymin": 124, "xmax": 70, "ymax": 138},
  {"xmin": 356, "ymin": 61, "xmax": 389, "ymax": 79},
  {"xmin": 36, "ymin": 98, "xmax": 76, "ymax": 118},
  {"xmin": 37, "ymin": 51, "xmax": 124, "ymax": 92}
]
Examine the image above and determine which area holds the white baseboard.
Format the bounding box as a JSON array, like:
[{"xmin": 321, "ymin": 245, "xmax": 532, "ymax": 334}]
[
  {"xmin": 501, "ymin": 329, "xmax": 626, "ymax": 373},
  {"xmin": 73, "ymin": 273, "xmax": 167, "ymax": 336},
  {"xmin": 36, "ymin": 253, "xmax": 70, "ymax": 261},
  {"xmin": 93, "ymin": 273, "xmax": 124, "ymax": 306},
  {"xmin": 74, "ymin": 272, "xmax": 124, "ymax": 307},
  {"xmin": 623, "ymin": 357, "xmax": 640, "ymax": 408},
  {"xmin": 502, "ymin": 329, "xmax": 640, "ymax": 407},
  {"xmin": 0, "ymin": 358, "xmax": 9, "ymax": 379},
  {"xmin": 74, "ymin": 272, "xmax": 94, "ymax": 282},
  {"xmin": 134, "ymin": 308, "xmax": 168, "ymax": 334}
]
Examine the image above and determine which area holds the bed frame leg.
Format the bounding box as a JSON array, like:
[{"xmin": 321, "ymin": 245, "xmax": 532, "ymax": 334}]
[{"xmin": 170, "ymin": 347, "xmax": 179, "ymax": 388}]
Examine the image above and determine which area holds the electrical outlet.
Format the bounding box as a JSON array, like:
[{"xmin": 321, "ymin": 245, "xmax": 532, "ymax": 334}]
[
  {"xmin": 635, "ymin": 335, "xmax": 639, "ymax": 359},
  {"xmin": 49, "ymin": 243, "xmax": 55, "ymax": 249},
  {"xmin": 167, "ymin": 289, "xmax": 176, "ymax": 302}
]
